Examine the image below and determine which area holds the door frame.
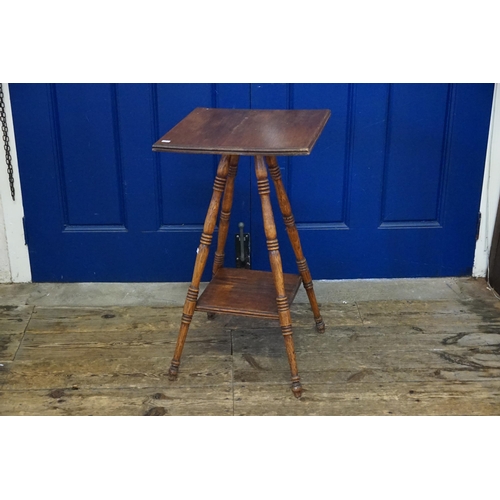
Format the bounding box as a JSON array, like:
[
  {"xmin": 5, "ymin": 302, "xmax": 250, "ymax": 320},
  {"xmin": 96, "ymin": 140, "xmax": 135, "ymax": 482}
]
[
  {"xmin": 0, "ymin": 83, "xmax": 30, "ymax": 283},
  {"xmin": 473, "ymin": 84, "xmax": 500, "ymax": 278},
  {"xmin": 1, "ymin": 83, "xmax": 498, "ymax": 283}
]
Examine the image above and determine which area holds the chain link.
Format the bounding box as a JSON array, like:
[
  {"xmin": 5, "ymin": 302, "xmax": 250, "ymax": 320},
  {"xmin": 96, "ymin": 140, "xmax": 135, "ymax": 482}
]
[{"xmin": 0, "ymin": 83, "xmax": 15, "ymax": 201}]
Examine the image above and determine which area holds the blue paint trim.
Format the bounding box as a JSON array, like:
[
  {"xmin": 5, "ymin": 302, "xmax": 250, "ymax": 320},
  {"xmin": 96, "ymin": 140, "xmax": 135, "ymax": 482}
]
[
  {"xmin": 109, "ymin": 83, "xmax": 127, "ymax": 228},
  {"xmin": 296, "ymin": 222, "xmax": 350, "ymax": 231},
  {"xmin": 435, "ymin": 83, "xmax": 456, "ymax": 226},
  {"xmin": 149, "ymin": 83, "xmax": 163, "ymax": 230},
  {"xmin": 380, "ymin": 83, "xmax": 393, "ymax": 227},
  {"xmin": 48, "ymin": 84, "xmax": 70, "ymax": 229},
  {"xmin": 63, "ymin": 225, "xmax": 128, "ymax": 232},
  {"xmin": 158, "ymin": 224, "xmax": 205, "ymax": 232},
  {"xmin": 342, "ymin": 83, "xmax": 355, "ymax": 228},
  {"xmin": 379, "ymin": 220, "xmax": 442, "ymax": 229}
]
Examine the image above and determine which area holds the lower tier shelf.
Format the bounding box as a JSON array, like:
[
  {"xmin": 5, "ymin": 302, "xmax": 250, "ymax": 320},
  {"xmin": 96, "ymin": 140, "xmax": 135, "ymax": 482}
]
[{"xmin": 195, "ymin": 268, "xmax": 302, "ymax": 320}]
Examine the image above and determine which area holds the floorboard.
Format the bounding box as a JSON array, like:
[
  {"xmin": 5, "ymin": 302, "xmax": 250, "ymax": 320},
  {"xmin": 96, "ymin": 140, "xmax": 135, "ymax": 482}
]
[{"xmin": 1, "ymin": 278, "xmax": 499, "ymax": 415}]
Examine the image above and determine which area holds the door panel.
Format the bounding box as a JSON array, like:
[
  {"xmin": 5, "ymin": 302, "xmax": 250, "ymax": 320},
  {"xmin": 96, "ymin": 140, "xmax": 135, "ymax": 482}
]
[
  {"xmin": 250, "ymin": 83, "xmax": 494, "ymax": 278},
  {"xmin": 10, "ymin": 83, "xmax": 249, "ymax": 281},
  {"xmin": 54, "ymin": 84, "xmax": 126, "ymax": 227},
  {"xmin": 155, "ymin": 84, "xmax": 216, "ymax": 225},
  {"xmin": 381, "ymin": 84, "xmax": 450, "ymax": 224},
  {"xmin": 9, "ymin": 83, "xmax": 494, "ymax": 281},
  {"xmin": 291, "ymin": 84, "xmax": 351, "ymax": 226}
]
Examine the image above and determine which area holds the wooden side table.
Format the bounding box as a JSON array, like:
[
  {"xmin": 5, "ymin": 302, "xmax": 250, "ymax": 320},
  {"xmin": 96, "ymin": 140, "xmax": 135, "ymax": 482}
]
[{"xmin": 153, "ymin": 107, "xmax": 331, "ymax": 397}]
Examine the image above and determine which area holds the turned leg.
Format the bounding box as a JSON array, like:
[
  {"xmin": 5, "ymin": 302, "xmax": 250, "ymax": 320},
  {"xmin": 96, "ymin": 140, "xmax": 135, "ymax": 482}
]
[
  {"xmin": 212, "ymin": 155, "xmax": 239, "ymax": 276},
  {"xmin": 207, "ymin": 156, "xmax": 239, "ymax": 320},
  {"xmin": 255, "ymin": 155, "xmax": 302, "ymax": 398},
  {"xmin": 168, "ymin": 155, "xmax": 230, "ymax": 380},
  {"xmin": 265, "ymin": 156, "xmax": 325, "ymax": 333}
]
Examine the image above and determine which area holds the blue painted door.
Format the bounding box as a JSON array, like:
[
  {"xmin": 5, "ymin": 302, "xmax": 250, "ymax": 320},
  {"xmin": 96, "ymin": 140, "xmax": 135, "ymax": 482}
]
[
  {"xmin": 249, "ymin": 84, "xmax": 494, "ymax": 278},
  {"xmin": 10, "ymin": 84, "xmax": 493, "ymax": 282}
]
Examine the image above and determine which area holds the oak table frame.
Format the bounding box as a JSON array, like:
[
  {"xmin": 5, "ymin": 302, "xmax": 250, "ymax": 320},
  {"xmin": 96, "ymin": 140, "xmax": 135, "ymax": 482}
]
[{"xmin": 153, "ymin": 108, "xmax": 331, "ymax": 398}]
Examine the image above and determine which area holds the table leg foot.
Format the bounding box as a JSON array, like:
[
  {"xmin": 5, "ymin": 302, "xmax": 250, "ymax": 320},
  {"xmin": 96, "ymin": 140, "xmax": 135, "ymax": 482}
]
[
  {"xmin": 315, "ymin": 318, "xmax": 326, "ymax": 333},
  {"xmin": 291, "ymin": 377, "xmax": 302, "ymax": 398},
  {"xmin": 168, "ymin": 361, "xmax": 180, "ymax": 381}
]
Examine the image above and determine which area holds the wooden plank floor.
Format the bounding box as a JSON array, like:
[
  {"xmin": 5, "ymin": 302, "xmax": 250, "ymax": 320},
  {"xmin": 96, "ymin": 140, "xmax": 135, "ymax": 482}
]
[{"xmin": 1, "ymin": 278, "xmax": 500, "ymax": 415}]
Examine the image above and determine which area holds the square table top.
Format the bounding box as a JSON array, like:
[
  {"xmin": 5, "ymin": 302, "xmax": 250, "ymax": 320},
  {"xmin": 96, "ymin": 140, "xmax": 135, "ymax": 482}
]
[{"xmin": 152, "ymin": 107, "xmax": 331, "ymax": 156}]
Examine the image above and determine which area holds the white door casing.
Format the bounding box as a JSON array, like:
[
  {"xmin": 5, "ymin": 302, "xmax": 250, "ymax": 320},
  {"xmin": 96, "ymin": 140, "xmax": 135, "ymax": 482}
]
[
  {"xmin": 0, "ymin": 83, "xmax": 31, "ymax": 283},
  {"xmin": 473, "ymin": 84, "xmax": 500, "ymax": 279}
]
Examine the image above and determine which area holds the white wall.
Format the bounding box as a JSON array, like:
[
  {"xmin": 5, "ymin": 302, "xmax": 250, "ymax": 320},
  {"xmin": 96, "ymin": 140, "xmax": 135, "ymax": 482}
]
[
  {"xmin": 0, "ymin": 83, "xmax": 31, "ymax": 283},
  {"xmin": 0, "ymin": 196, "xmax": 11, "ymax": 282},
  {"xmin": 473, "ymin": 84, "xmax": 500, "ymax": 278}
]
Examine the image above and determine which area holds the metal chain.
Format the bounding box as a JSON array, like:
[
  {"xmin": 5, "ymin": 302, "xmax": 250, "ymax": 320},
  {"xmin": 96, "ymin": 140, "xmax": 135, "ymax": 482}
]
[{"xmin": 0, "ymin": 83, "xmax": 15, "ymax": 201}]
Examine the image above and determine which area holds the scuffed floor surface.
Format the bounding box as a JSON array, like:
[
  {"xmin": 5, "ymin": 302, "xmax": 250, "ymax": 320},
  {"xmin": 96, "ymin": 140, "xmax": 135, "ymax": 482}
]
[{"xmin": 1, "ymin": 278, "xmax": 499, "ymax": 415}]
